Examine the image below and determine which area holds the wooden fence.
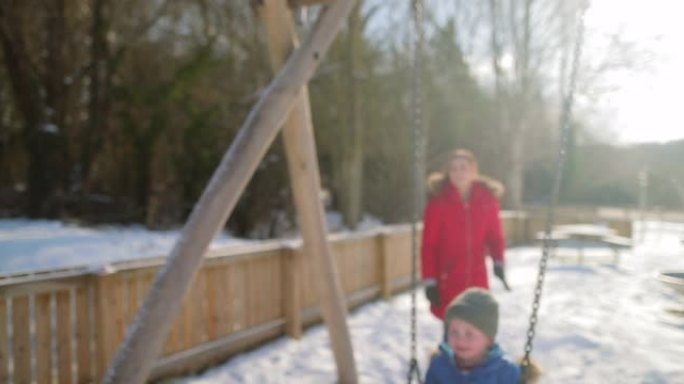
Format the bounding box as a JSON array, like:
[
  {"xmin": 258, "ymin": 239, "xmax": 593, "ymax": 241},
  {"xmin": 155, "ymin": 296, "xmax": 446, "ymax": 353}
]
[{"xmin": 0, "ymin": 209, "xmax": 635, "ymax": 383}]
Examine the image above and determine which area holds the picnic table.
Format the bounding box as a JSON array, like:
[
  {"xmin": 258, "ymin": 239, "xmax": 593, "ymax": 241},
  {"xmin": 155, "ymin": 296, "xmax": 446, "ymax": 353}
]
[
  {"xmin": 657, "ymin": 271, "xmax": 684, "ymax": 297},
  {"xmin": 537, "ymin": 224, "xmax": 633, "ymax": 264}
]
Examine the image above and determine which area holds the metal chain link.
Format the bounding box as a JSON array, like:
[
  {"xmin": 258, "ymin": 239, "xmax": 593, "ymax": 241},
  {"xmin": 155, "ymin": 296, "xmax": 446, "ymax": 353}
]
[
  {"xmin": 408, "ymin": 0, "xmax": 425, "ymax": 383},
  {"xmin": 520, "ymin": 1, "xmax": 588, "ymax": 375}
]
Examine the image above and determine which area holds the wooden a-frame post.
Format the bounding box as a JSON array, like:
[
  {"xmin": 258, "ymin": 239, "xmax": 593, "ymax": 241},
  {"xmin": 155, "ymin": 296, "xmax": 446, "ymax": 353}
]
[
  {"xmin": 102, "ymin": 1, "xmax": 356, "ymax": 383},
  {"xmin": 255, "ymin": 1, "xmax": 358, "ymax": 382}
]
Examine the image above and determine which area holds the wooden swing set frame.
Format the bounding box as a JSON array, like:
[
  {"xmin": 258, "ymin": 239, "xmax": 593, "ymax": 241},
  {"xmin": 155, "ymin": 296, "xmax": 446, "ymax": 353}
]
[{"xmin": 103, "ymin": 1, "xmax": 360, "ymax": 383}]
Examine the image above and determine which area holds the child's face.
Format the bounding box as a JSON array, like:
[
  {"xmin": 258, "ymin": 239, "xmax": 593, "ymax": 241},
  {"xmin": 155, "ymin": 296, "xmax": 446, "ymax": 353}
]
[{"xmin": 447, "ymin": 318, "xmax": 492, "ymax": 367}]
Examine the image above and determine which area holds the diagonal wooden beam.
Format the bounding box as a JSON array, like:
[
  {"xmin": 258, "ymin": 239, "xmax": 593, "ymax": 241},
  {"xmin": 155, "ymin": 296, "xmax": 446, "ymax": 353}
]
[
  {"xmin": 103, "ymin": 1, "xmax": 355, "ymax": 383},
  {"xmin": 256, "ymin": 0, "xmax": 358, "ymax": 382}
]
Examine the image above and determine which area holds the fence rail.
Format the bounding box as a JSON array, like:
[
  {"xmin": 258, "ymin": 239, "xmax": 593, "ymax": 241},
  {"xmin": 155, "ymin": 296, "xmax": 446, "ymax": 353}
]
[{"xmin": 0, "ymin": 208, "xmax": 636, "ymax": 383}]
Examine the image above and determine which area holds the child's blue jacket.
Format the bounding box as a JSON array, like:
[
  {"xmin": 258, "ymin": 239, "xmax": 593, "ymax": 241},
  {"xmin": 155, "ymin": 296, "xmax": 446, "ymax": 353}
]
[{"xmin": 425, "ymin": 342, "xmax": 521, "ymax": 384}]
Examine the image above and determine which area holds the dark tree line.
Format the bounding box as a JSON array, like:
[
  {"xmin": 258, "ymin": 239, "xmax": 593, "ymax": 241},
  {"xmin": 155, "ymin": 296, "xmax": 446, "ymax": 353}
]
[{"xmin": 0, "ymin": 0, "xmax": 661, "ymax": 237}]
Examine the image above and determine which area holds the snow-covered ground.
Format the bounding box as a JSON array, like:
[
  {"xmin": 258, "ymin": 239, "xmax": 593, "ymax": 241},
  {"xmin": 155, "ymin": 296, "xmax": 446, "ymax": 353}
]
[
  {"xmin": 0, "ymin": 213, "xmax": 382, "ymax": 276},
  {"xmin": 0, "ymin": 219, "xmax": 243, "ymax": 275},
  {"xmin": 1, "ymin": 219, "xmax": 683, "ymax": 383},
  {"xmin": 172, "ymin": 221, "xmax": 684, "ymax": 384}
]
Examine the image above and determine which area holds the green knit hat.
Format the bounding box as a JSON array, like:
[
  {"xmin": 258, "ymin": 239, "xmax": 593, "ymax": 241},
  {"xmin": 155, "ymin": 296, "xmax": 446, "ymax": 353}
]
[{"xmin": 445, "ymin": 288, "xmax": 499, "ymax": 340}]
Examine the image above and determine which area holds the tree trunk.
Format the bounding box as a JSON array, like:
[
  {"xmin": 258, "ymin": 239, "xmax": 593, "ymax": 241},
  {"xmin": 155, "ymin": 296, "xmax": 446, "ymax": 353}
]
[
  {"xmin": 507, "ymin": 118, "xmax": 524, "ymax": 209},
  {"xmin": 488, "ymin": 0, "xmax": 516, "ymax": 207},
  {"xmin": 511, "ymin": 0, "xmax": 534, "ymax": 209},
  {"xmin": 0, "ymin": 1, "xmax": 62, "ymax": 217},
  {"xmin": 339, "ymin": 1, "xmax": 364, "ymax": 229},
  {"xmin": 82, "ymin": 0, "xmax": 111, "ymax": 191},
  {"xmin": 557, "ymin": 0, "xmax": 575, "ymax": 203},
  {"xmin": 45, "ymin": 0, "xmax": 68, "ymax": 210},
  {"xmin": 488, "ymin": 0, "xmax": 534, "ymax": 209}
]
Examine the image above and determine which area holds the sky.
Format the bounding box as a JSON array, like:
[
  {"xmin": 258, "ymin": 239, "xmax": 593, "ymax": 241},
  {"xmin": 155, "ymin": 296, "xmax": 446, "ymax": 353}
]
[
  {"xmin": 585, "ymin": 0, "xmax": 684, "ymax": 143},
  {"xmin": 365, "ymin": 0, "xmax": 684, "ymax": 144}
]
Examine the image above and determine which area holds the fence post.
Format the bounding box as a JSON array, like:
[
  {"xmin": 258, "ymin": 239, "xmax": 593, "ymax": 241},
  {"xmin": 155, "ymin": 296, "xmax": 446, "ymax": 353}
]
[
  {"xmin": 12, "ymin": 296, "xmax": 30, "ymax": 383},
  {"xmin": 284, "ymin": 245, "xmax": 302, "ymax": 339},
  {"xmin": 522, "ymin": 211, "xmax": 532, "ymax": 244},
  {"xmin": 75, "ymin": 281, "xmax": 94, "ymax": 383},
  {"xmin": 56, "ymin": 290, "xmax": 73, "ymax": 384},
  {"xmin": 377, "ymin": 230, "xmax": 392, "ymax": 300},
  {"xmin": 93, "ymin": 269, "xmax": 118, "ymax": 379},
  {"xmin": 0, "ymin": 298, "xmax": 8, "ymax": 383},
  {"xmin": 506, "ymin": 211, "xmax": 526, "ymax": 245}
]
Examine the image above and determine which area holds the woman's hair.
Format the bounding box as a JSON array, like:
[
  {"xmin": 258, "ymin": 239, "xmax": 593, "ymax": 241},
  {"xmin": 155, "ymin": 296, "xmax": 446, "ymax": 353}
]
[
  {"xmin": 442, "ymin": 148, "xmax": 479, "ymax": 176},
  {"xmin": 427, "ymin": 149, "xmax": 478, "ymax": 192}
]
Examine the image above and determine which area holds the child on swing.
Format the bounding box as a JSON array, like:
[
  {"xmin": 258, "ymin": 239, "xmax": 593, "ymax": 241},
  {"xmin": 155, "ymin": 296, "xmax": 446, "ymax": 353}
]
[{"xmin": 425, "ymin": 288, "xmax": 521, "ymax": 383}]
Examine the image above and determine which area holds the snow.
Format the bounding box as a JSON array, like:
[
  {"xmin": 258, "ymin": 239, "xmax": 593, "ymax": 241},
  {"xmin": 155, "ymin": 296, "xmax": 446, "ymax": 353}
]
[
  {"xmin": 0, "ymin": 219, "xmax": 244, "ymax": 275},
  {"xmin": 1, "ymin": 219, "xmax": 683, "ymax": 383},
  {"xmin": 325, "ymin": 212, "xmax": 384, "ymax": 233},
  {"xmin": 173, "ymin": 221, "xmax": 684, "ymax": 384}
]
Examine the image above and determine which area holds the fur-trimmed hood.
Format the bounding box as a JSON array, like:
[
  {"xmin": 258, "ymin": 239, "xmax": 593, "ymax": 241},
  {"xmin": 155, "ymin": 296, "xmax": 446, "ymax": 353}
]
[{"xmin": 427, "ymin": 173, "xmax": 505, "ymax": 199}]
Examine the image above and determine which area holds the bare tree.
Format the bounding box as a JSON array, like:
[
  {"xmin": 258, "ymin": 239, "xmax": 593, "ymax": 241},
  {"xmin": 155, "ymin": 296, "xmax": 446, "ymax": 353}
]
[
  {"xmin": 80, "ymin": 0, "xmax": 112, "ymax": 192},
  {"xmin": 0, "ymin": 0, "xmax": 65, "ymax": 216}
]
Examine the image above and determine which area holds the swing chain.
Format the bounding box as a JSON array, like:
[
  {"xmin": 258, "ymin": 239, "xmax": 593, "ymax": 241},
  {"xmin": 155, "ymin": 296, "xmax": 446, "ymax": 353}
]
[
  {"xmin": 520, "ymin": 0, "xmax": 588, "ymax": 373},
  {"xmin": 408, "ymin": 0, "xmax": 426, "ymax": 383}
]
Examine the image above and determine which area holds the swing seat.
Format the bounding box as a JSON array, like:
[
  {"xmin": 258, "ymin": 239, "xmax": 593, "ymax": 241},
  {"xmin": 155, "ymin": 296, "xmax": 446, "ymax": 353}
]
[{"xmin": 657, "ymin": 271, "xmax": 684, "ymax": 297}]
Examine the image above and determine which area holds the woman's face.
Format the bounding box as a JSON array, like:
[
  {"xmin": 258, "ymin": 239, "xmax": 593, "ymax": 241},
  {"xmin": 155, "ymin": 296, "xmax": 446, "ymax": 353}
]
[{"xmin": 449, "ymin": 157, "xmax": 476, "ymax": 190}]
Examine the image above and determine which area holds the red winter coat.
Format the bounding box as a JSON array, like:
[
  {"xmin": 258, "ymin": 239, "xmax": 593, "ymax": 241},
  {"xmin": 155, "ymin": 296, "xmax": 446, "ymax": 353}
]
[{"xmin": 421, "ymin": 180, "xmax": 505, "ymax": 319}]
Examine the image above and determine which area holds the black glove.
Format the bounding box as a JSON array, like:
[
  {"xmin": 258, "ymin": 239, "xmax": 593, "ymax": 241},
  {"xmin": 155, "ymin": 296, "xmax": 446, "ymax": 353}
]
[
  {"xmin": 424, "ymin": 282, "xmax": 441, "ymax": 307},
  {"xmin": 494, "ymin": 263, "xmax": 511, "ymax": 291}
]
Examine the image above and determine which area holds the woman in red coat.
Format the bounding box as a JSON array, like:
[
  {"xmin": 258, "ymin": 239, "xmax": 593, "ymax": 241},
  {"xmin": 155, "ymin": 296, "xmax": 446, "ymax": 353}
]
[{"xmin": 421, "ymin": 149, "xmax": 509, "ymax": 319}]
